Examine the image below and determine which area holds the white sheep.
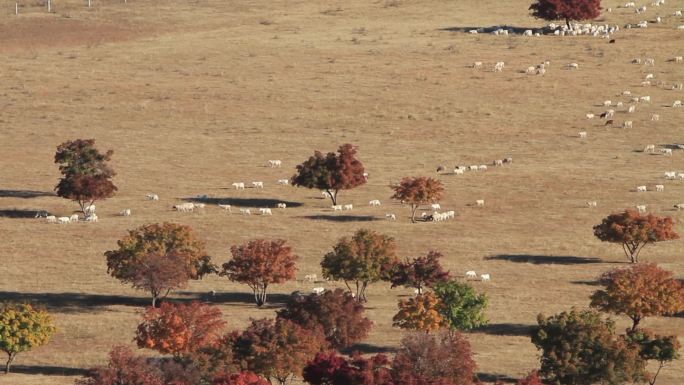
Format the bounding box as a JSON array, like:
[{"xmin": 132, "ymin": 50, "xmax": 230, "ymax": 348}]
[
  {"xmin": 85, "ymin": 213, "xmax": 98, "ymax": 222},
  {"xmin": 431, "ymin": 203, "xmax": 441, "ymax": 210},
  {"xmin": 304, "ymin": 274, "xmax": 317, "ymax": 283},
  {"xmin": 69, "ymin": 214, "xmax": 79, "ymax": 222},
  {"xmin": 277, "ymin": 179, "xmax": 290, "ymax": 185},
  {"xmin": 343, "ymin": 204, "xmax": 353, "ymax": 210},
  {"xmin": 652, "ymin": 114, "xmax": 660, "ymax": 121},
  {"xmin": 661, "ymin": 148, "xmax": 673, "ymax": 156},
  {"xmin": 480, "ymin": 274, "xmax": 491, "ymax": 282},
  {"xmin": 579, "ymin": 131, "xmax": 588, "ymax": 138},
  {"xmin": 623, "ymin": 121, "xmax": 633, "ymax": 129},
  {"xmin": 566, "ymin": 63, "xmax": 579, "ymax": 69},
  {"xmin": 476, "ymin": 199, "xmax": 485, "ymax": 207},
  {"xmin": 252, "ymin": 181, "xmax": 264, "ymax": 188},
  {"xmin": 636, "ymin": 185, "xmax": 648, "ymax": 192},
  {"xmin": 628, "ymin": 105, "xmax": 636, "ymax": 113},
  {"xmin": 173, "ymin": 203, "xmax": 194, "ymax": 212},
  {"xmin": 268, "ymin": 159, "xmax": 282, "ymax": 167},
  {"xmin": 674, "ymin": 203, "xmax": 684, "ymax": 210},
  {"xmin": 232, "ymin": 182, "xmax": 245, "ymax": 190},
  {"xmin": 465, "ymin": 271, "xmax": 477, "ymax": 279},
  {"xmin": 673, "ymin": 100, "xmax": 682, "ymax": 108},
  {"xmin": 218, "ymin": 204, "xmax": 232, "ymax": 212},
  {"xmin": 146, "ymin": 193, "xmax": 159, "ymax": 201},
  {"xmin": 120, "ymin": 209, "xmax": 132, "ymax": 216},
  {"xmin": 259, "ymin": 208, "xmax": 273, "ymax": 215},
  {"xmin": 636, "ymin": 205, "xmax": 647, "ymax": 213},
  {"xmin": 240, "ymin": 208, "xmax": 251, "ymax": 215},
  {"xmin": 58, "ymin": 216, "xmax": 70, "ymax": 224},
  {"xmin": 586, "ymin": 113, "xmax": 595, "ymax": 119},
  {"xmin": 478, "ymin": 165, "xmax": 488, "ymax": 171},
  {"xmin": 664, "ymin": 171, "xmax": 677, "ymax": 179},
  {"xmin": 644, "ymin": 144, "xmax": 656, "ymax": 152},
  {"xmin": 332, "ymin": 205, "xmax": 343, "ymax": 211},
  {"xmin": 655, "ymin": 184, "xmax": 665, "ymax": 191},
  {"xmin": 312, "ymin": 287, "xmax": 325, "ymax": 295},
  {"xmin": 46, "ymin": 215, "xmax": 57, "ymax": 223},
  {"xmin": 587, "ymin": 201, "xmax": 598, "ymax": 208},
  {"xmin": 277, "ymin": 203, "xmax": 287, "ymax": 209},
  {"xmin": 369, "ymin": 199, "xmax": 381, "ymax": 207}
]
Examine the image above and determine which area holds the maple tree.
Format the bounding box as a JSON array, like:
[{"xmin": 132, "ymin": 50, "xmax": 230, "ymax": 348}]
[
  {"xmin": 105, "ymin": 222, "xmax": 216, "ymax": 306},
  {"xmin": 392, "ymin": 292, "xmax": 444, "ymax": 333},
  {"xmin": 54, "ymin": 138, "xmax": 117, "ymax": 214},
  {"xmin": 390, "ymin": 177, "xmax": 444, "ymax": 223},
  {"xmin": 590, "ymin": 263, "xmax": 684, "ymax": 331},
  {"xmin": 392, "ymin": 330, "xmax": 476, "ymax": 385},
  {"xmin": 232, "ymin": 318, "xmax": 325, "ymax": 385},
  {"xmin": 532, "ymin": 308, "xmax": 646, "ymax": 385},
  {"xmin": 212, "ymin": 371, "xmax": 271, "ymax": 385},
  {"xmin": 625, "ymin": 329, "xmax": 681, "ymax": 385},
  {"xmin": 593, "ymin": 209, "xmax": 679, "ymax": 263},
  {"xmin": 303, "ymin": 351, "xmax": 394, "ymax": 385},
  {"xmin": 276, "ymin": 288, "xmax": 372, "ymax": 349},
  {"xmin": 0, "ymin": 303, "xmax": 56, "ymax": 374},
  {"xmin": 529, "ymin": 0, "xmax": 601, "ymax": 29},
  {"xmin": 221, "ymin": 239, "xmax": 298, "ymax": 307},
  {"xmin": 135, "ymin": 301, "xmax": 226, "ymax": 356},
  {"xmin": 389, "ymin": 251, "xmax": 450, "ymax": 294},
  {"xmin": 77, "ymin": 346, "xmax": 163, "ymax": 385},
  {"xmin": 321, "ymin": 228, "xmax": 398, "ymax": 302},
  {"xmin": 291, "ymin": 143, "xmax": 366, "ymax": 206},
  {"xmin": 515, "ymin": 371, "xmax": 544, "ymax": 385},
  {"xmin": 432, "ymin": 279, "xmax": 488, "ymax": 331}
]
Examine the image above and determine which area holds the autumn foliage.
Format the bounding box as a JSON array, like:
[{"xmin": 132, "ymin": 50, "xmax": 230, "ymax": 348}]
[
  {"xmin": 590, "ymin": 263, "xmax": 684, "ymax": 331},
  {"xmin": 232, "ymin": 318, "xmax": 326, "ymax": 385},
  {"xmin": 212, "ymin": 371, "xmax": 270, "ymax": 385},
  {"xmin": 291, "ymin": 143, "xmax": 366, "ymax": 206},
  {"xmin": 593, "ymin": 209, "xmax": 678, "ymax": 263},
  {"xmin": 391, "ymin": 177, "xmax": 444, "ymax": 222},
  {"xmin": 393, "ymin": 292, "xmax": 444, "ymax": 333},
  {"xmin": 303, "ymin": 351, "xmax": 394, "ymax": 385},
  {"xmin": 390, "ymin": 251, "xmax": 450, "ymax": 294},
  {"xmin": 54, "ymin": 139, "xmax": 117, "ymax": 214},
  {"xmin": 625, "ymin": 328, "xmax": 681, "ymax": 385},
  {"xmin": 0, "ymin": 303, "xmax": 56, "ymax": 374},
  {"xmin": 77, "ymin": 346, "xmax": 163, "ymax": 385},
  {"xmin": 321, "ymin": 228, "xmax": 398, "ymax": 301},
  {"xmin": 221, "ymin": 239, "xmax": 298, "ymax": 307},
  {"xmin": 276, "ymin": 288, "xmax": 372, "ymax": 349},
  {"xmin": 105, "ymin": 222, "xmax": 216, "ymax": 306},
  {"xmin": 135, "ymin": 301, "xmax": 226, "ymax": 356},
  {"xmin": 529, "ymin": 0, "xmax": 601, "ymax": 28}
]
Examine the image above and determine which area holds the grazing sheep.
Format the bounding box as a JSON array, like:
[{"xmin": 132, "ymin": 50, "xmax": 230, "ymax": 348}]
[
  {"xmin": 84, "ymin": 204, "xmax": 96, "ymax": 214},
  {"xmin": 476, "ymin": 199, "xmax": 485, "ymax": 207},
  {"xmin": 473, "ymin": 61, "xmax": 483, "ymax": 69},
  {"xmin": 431, "ymin": 203, "xmax": 441, "ymax": 210},
  {"xmin": 312, "ymin": 287, "xmax": 325, "ymax": 295},
  {"xmin": 85, "ymin": 213, "xmax": 98, "ymax": 222},
  {"xmin": 386, "ymin": 213, "xmax": 396, "ymax": 220},
  {"xmin": 504, "ymin": 157, "xmax": 513, "ymax": 163},
  {"xmin": 645, "ymin": 58, "xmax": 655, "ymax": 66},
  {"xmin": 173, "ymin": 203, "xmax": 195, "ymax": 212},
  {"xmin": 652, "ymin": 114, "xmax": 660, "ymax": 121},
  {"xmin": 661, "ymin": 148, "xmax": 673, "ymax": 156},
  {"xmin": 578, "ymin": 131, "xmax": 588, "ymax": 138},
  {"xmin": 120, "ymin": 209, "xmax": 132, "ymax": 216},
  {"xmin": 277, "ymin": 203, "xmax": 287, "ymax": 209},
  {"xmin": 232, "ymin": 182, "xmax": 245, "ymax": 190},
  {"xmin": 332, "ymin": 205, "xmax": 343, "ymax": 211},
  {"xmin": 194, "ymin": 203, "xmax": 206, "ymax": 209},
  {"xmin": 46, "ymin": 215, "xmax": 57, "ymax": 223},
  {"xmin": 674, "ymin": 203, "xmax": 684, "ymax": 210},
  {"xmin": 566, "ymin": 63, "xmax": 579, "ymax": 69},
  {"xmin": 240, "ymin": 208, "xmax": 251, "ymax": 215},
  {"xmin": 322, "ymin": 191, "xmax": 332, "ymax": 198},
  {"xmin": 673, "ymin": 100, "xmax": 682, "ymax": 108},
  {"xmin": 664, "ymin": 171, "xmax": 677, "ymax": 179},
  {"xmin": 636, "ymin": 205, "xmax": 647, "ymax": 213},
  {"xmin": 466, "ymin": 271, "xmax": 477, "ymax": 279},
  {"xmin": 58, "ymin": 216, "xmax": 70, "ymax": 224},
  {"xmin": 478, "ymin": 165, "xmax": 488, "ymax": 171},
  {"xmin": 586, "ymin": 113, "xmax": 595, "ymax": 119},
  {"xmin": 640, "ymin": 96, "xmax": 651, "ymax": 103},
  {"xmin": 343, "ymin": 204, "xmax": 353, "ymax": 211},
  {"xmin": 678, "ymin": 173, "xmax": 684, "ymax": 179},
  {"xmin": 628, "ymin": 105, "xmax": 636, "ymax": 113},
  {"xmin": 69, "ymin": 214, "xmax": 79, "ymax": 222},
  {"xmin": 468, "ymin": 29, "xmax": 479, "ymax": 34},
  {"xmin": 259, "ymin": 208, "xmax": 273, "ymax": 215},
  {"xmin": 623, "ymin": 121, "xmax": 633, "ymax": 128},
  {"xmin": 468, "ymin": 165, "xmax": 479, "ymax": 171},
  {"xmin": 675, "ymin": 56, "xmax": 683, "ymax": 63},
  {"xmin": 525, "ymin": 66, "xmax": 536, "ymax": 75},
  {"xmin": 603, "ymin": 100, "xmax": 612, "ymax": 107},
  {"xmin": 636, "ymin": 185, "xmax": 648, "ymax": 192},
  {"xmin": 252, "ymin": 181, "xmax": 264, "ymax": 188},
  {"xmin": 494, "ymin": 62, "xmax": 505, "ymax": 72},
  {"xmin": 454, "ymin": 168, "xmax": 464, "ymax": 175},
  {"xmin": 645, "ymin": 73, "xmax": 655, "ymax": 80},
  {"xmin": 369, "ymin": 199, "xmax": 381, "ymax": 207},
  {"xmin": 644, "ymin": 144, "xmax": 656, "ymax": 152},
  {"xmin": 480, "ymin": 274, "xmax": 491, "ymax": 282},
  {"xmin": 655, "ymin": 184, "xmax": 665, "ymax": 192},
  {"xmin": 277, "ymin": 179, "xmax": 290, "ymax": 185},
  {"xmin": 218, "ymin": 204, "xmax": 232, "ymax": 212},
  {"xmin": 146, "ymin": 193, "xmax": 159, "ymax": 201},
  {"xmin": 268, "ymin": 159, "xmax": 282, "ymax": 167},
  {"xmin": 304, "ymin": 274, "xmax": 317, "ymax": 283},
  {"xmin": 493, "ymin": 159, "xmax": 504, "ymax": 166},
  {"xmin": 587, "ymin": 201, "xmax": 598, "ymax": 208}
]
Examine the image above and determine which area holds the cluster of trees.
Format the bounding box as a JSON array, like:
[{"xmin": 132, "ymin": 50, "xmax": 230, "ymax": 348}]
[{"xmin": 531, "ymin": 263, "xmax": 683, "ymax": 384}]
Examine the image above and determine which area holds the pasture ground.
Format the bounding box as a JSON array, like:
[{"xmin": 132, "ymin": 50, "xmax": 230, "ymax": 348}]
[{"xmin": 0, "ymin": 0, "xmax": 683, "ymax": 383}]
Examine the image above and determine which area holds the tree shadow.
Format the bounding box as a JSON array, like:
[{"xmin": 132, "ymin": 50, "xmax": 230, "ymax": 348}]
[
  {"xmin": 0, "ymin": 209, "xmax": 46, "ymax": 218},
  {"xmin": 300, "ymin": 215, "xmax": 381, "ymax": 222},
  {"xmin": 10, "ymin": 365, "xmax": 88, "ymax": 376},
  {"xmin": 477, "ymin": 373, "xmax": 517, "ymax": 384},
  {"xmin": 0, "ymin": 291, "xmax": 150, "ymax": 313},
  {"xmin": 472, "ymin": 323, "xmax": 536, "ymax": 337},
  {"xmin": 484, "ymin": 254, "xmax": 602, "ymax": 265},
  {"xmin": 571, "ymin": 280, "xmax": 601, "ymax": 286},
  {"xmin": 0, "ymin": 189, "xmax": 55, "ymax": 199},
  {"xmin": 177, "ymin": 291, "xmax": 292, "ymax": 308},
  {"xmin": 341, "ymin": 343, "xmax": 397, "ymax": 355},
  {"xmin": 183, "ymin": 197, "xmax": 303, "ymax": 208}
]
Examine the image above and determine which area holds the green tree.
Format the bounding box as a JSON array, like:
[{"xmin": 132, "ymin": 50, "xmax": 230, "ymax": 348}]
[
  {"xmin": 54, "ymin": 139, "xmax": 117, "ymax": 214},
  {"xmin": 0, "ymin": 303, "xmax": 56, "ymax": 374},
  {"xmin": 532, "ymin": 308, "xmax": 646, "ymax": 385},
  {"xmin": 433, "ymin": 279, "xmax": 488, "ymax": 330},
  {"xmin": 321, "ymin": 229, "xmax": 398, "ymax": 302},
  {"xmin": 625, "ymin": 329, "xmax": 681, "ymax": 385},
  {"xmin": 291, "ymin": 144, "xmax": 366, "ymax": 206}
]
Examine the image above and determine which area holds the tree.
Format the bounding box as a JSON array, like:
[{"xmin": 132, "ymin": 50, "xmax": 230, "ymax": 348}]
[
  {"xmin": 392, "ymin": 330, "xmax": 476, "ymax": 385},
  {"xmin": 590, "ymin": 263, "xmax": 684, "ymax": 331},
  {"xmin": 232, "ymin": 318, "xmax": 326, "ymax": 385},
  {"xmin": 105, "ymin": 223, "xmax": 216, "ymax": 306},
  {"xmin": 515, "ymin": 371, "xmax": 544, "ymax": 385},
  {"xmin": 303, "ymin": 351, "xmax": 394, "ymax": 385},
  {"xmin": 625, "ymin": 329, "xmax": 681, "ymax": 385},
  {"xmin": 392, "ymin": 292, "xmax": 444, "ymax": 333},
  {"xmin": 54, "ymin": 138, "xmax": 117, "ymax": 214},
  {"xmin": 532, "ymin": 308, "xmax": 646, "ymax": 385},
  {"xmin": 321, "ymin": 229, "xmax": 398, "ymax": 302},
  {"xmin": 432, "ymin": 280, "xmax": 488, "ymax": 331},
  {"xmin": 291, "ymin": 143, "xmax": 366, "ymax": 206},
  {"xmin": 390, "ymin": 251, "xmax": 450, "ymax": 294},
  {"xmin": 390, "ymin": 177, "xmax": 444, "ymax": 223},
  {"xmin": 529, "ymin": 0, "xmax": 601, "ymax": 29},
  {"xmin": 77, "ymin": 346, "xmax": 163, "ymax": 385},
  {"xmin": 276, "ymin": 288, "xmax": 372, "ymax": 349},
  {"xmin": 212, "ymin": 371, "xmax": 271, "ymax": 385},
  {"xmin": 0, "ymin": 303, "xmax": 56, "ymax": 374},
  {"xmin": 593, "ymin": 209, "xmax": 679, "ymax": 263},
  {"xmin": 135, "ymin": 301, "xmax": 226, "ymax": 356},
  {"xmin": 221, "ymin": 239, "xmax": 298, "ymax": 307}
]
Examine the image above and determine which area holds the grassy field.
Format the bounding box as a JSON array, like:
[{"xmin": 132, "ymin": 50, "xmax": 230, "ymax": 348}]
[{"xmin": 0, "ymin": 0, "xmax": 683, "ymax": 383}]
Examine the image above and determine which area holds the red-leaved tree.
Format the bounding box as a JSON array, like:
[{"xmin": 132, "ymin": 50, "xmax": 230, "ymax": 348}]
[
  {"xmin": 291, "ymin": 144, "xmax": 366, "ymax": 206},
  {"xmin": 77, "ymin": 346, "xmax": 163, "ymax": 385},
  {"xmin": 390, "ymin": 251, "xmax": 450, "ymax": 294},
  {"xmin": 212, "ymin": 371, "xmax": 270, "ymax": 385},
  {"xmin": 529, "ymin": 0, "xmax": 602, "ymax": 29},
  {"xmin": 221, "ymin": 239, "xmax": 298, "ymax": 307},
  {"xmin": 135, "ymin": 301, "xmax": 226, "ymax": 356},
  {"xmin": 593, "ymin": 209, "xmax": 679, "ymax": 263},
  {"xmin": 276, "ymin": 288, "xmax": 372, "ymax": 349},
  {"xmin": 303, "ymin": 351, "xmax": 394, "ymax": 385},
  {"xmin": 105, "ymin": 223, "xmax": 216, "ymax": 306},
  {"xmin": 391, "ymin": 177, "xmax": 444, "ymax": 223}
]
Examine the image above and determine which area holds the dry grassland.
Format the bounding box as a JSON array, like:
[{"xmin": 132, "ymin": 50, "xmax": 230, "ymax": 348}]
[{"xmin": 0, "ymin": 0, "xmax": 683, "ymax": 384}]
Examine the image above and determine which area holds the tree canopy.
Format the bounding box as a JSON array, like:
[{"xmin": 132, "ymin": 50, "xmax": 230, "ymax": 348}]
[
  {"xmin": 433, "ymin": 279, "xmax": 488, "ymax": 331},
  {"xmin": 0, "ymin": 303, "xmax": 56, "ymax": 374},
  {"xmin": 389, "ymin": 251, "xmax": 450, "ymax": 294},
  {"xmin": 529, "ymin": 0, "xmax": 601, "ymax": 29},
  {"xmin": 390, "ymin": 176, "xmax": 444, "ymax": 222}
]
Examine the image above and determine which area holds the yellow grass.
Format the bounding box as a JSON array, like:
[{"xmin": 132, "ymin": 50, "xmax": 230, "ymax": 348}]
[{"xmin": 0, "ymin": 0, "xmax": 683, "ymax": 383}]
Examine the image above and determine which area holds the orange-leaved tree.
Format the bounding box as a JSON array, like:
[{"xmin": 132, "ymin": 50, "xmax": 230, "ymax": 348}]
[
  {"xmin": 221, "ymin": 239, "xmax": 298, "ymax": 307},
  {"xmin": 391, "ymin": 176, "xmax": 444, "ymax": 222},
  {"xmin": 593, "ymin": 209, "xmax": 678, "ymax": 263},
  {"xmin": 590, "ymin": 263, "xmax": 684, "ymax": 331},
  {"xmin": 135, "ymin": 301, "xmax": 226, "ymax": 356},
  {"xmin": 321, "ymin": 229, "xmax": 398, "ymax": 302},
  {"xmin": 105, "ymin": 223, "xmax": 216, "ymax": 306},
  {"xmin": 291, "ymin": 144, "xmax": 366, "ymax": 206},
  {"xmin": 392, "ymin": 292, "xmax": 444, "ymax": 333},
  {"xmin": 54, "ymin": 139, "xmax": 117, "ymax": 215}
]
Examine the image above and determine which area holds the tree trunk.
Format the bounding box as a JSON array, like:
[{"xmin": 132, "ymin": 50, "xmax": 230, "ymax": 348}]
[
  {"xmin": 5, "ymin": 353, "xmax": 15, "ymax": 374},
  {"xmin": 630, "ymin": 316, "xmax": 641, "ymax": 331},
  {"xmin": 410, "ymin": 204, "xmax": 418, "ymax": 223},
  {"xmin": 649, "ymin": 362, "xmax": 665, "ymax": 385},
  {"xmin": 151, "ymin": 296, "xmax": 157, "ymax": 308},
  {"xmin": 566, "ymin": 17, "xmax": 571, "ymax": 30}
]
